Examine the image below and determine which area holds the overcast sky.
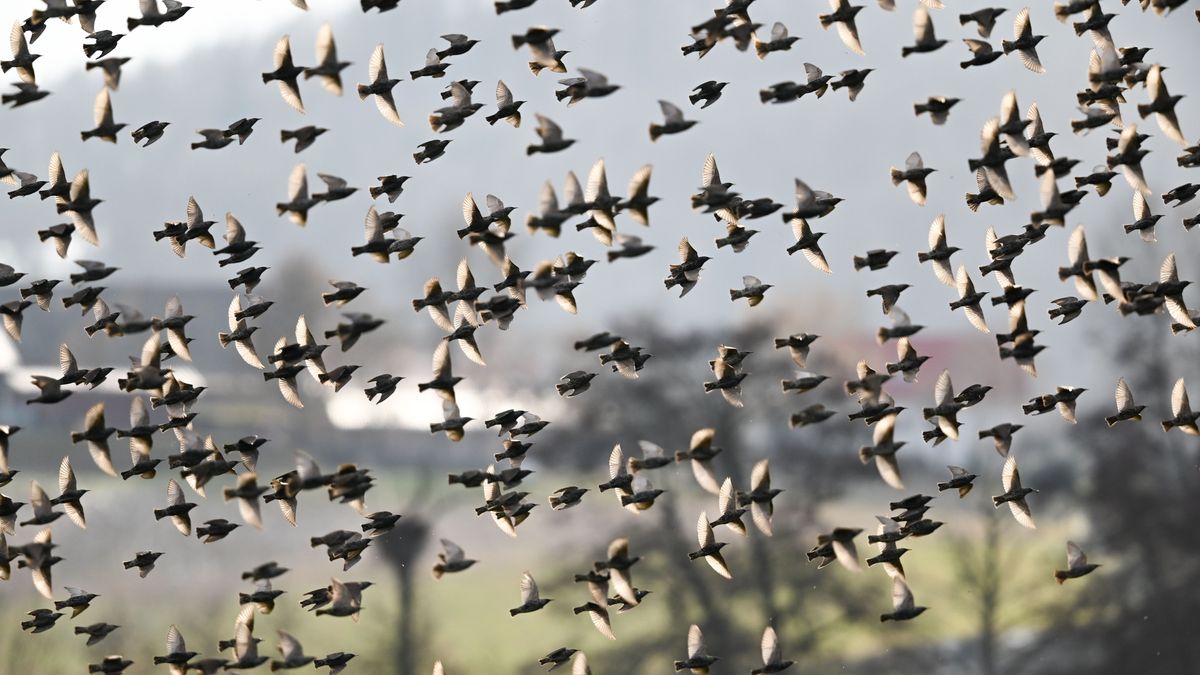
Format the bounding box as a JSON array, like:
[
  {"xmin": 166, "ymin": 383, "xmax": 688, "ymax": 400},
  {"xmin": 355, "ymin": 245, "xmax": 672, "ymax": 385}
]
[{"xmin": 2, "ymin": 0, "xmax": 1199, "ymax": 396}]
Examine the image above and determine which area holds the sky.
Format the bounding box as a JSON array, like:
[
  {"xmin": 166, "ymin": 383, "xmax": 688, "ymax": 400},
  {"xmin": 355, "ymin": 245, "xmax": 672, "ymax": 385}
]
[{"xmin": 2, "ymin": 0, "xmax": 1199, "ymax": 407}]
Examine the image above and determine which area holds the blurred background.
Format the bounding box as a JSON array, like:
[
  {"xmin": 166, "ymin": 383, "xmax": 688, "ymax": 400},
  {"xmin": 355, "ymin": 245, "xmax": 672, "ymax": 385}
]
[{"xmin": 1, "ymin": 0, "xmax": 1199, "ymax": 673}]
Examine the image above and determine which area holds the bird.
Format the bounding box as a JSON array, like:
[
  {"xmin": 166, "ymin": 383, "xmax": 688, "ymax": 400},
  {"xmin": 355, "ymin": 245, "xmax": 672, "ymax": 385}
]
[
  {"xmin": 431, "ymin": 538, "xmax": 476, "ymax": 579},
  {"xmin": 526, "ymin": 33, "xmax": 568, "ymax": 75},
  {"xmin": 305, "ymin": 23, "xmax": 350, "ymax": 96},
  {"xmin": 752, "ymin": 625, "xmax": 794, "ymax": 674},
  {"xmin": 80, "ymin": 88, "xmax": 125, "ymax": 143},
  {"xmin": 950, "ymin": 266, "xmax": 989, "ymax": 333},
  {"xmin": 527, "ymin": 114, "xmax": 575, "ymax": 155},
  {"xmin": 275, "ymin": 163, "xmax": 321, "ymax": 225},
  {"xmin": 510, "ymin": 571, "xmax": 552, "ymax": 615},
  {"xmin": 51, "ymin": 456, "xmax": 87, "ymax": 529},
  {"xmin": 3, "ymin": 21, "xmax": 40, "ymax": 85},
  {"xmin": 674, "ymin": 624, "xmax": 719, "ymax": 673},
  {"xmin": 356, "ymin": 44, "xmax": 403, "ymax": 126},
  {"xmin": 902, "ymin": 6, "xmax": 947, "ymax": 57},
  {"xmin": 960, "ymin": 7, "xmax": 1008, "ymax": 36},
  {"xmin": 75, "ymin": 622, "xmax": 120, "ymax": 647},
  {"xmin": 690, "ymin": 80, "xmax": 727, "ymax": 108},
  {"xmin": 1002, "ymin": 8, "xmax": 1045, "ymax": 73},
  {"xmin": 730, "ymin": 275, "xmax": 772, "ymax": 306},
  {"xmin": 993, "ymin": 454, "xmax": 1037, "ymax": 528},
  {"xmin": 127, "ymin": 0, "xmax": 191, "ymax": 30},
  {"xmin": 152, "ymin": 624, "xmax": 197, "ymax": 674},
  {"xmin": 1054, "ymin": 541, "xmax": 1100, "ymax": 583},
  {"xmin": 1140, "ymin": 65, "xmax": 1186, "ymax": 145},
  {"xmin": 890, "ymin": 151, "xmax": 935, "ymax": 205},
  {"xmin": 487, "ymin": 79, "xmax": 523, "ymax": 126},
  {"xmin": 131, "ymin": 120, "xmax": 169, "ymax": 146},
  {"xmin": 938, "ymin": 465, "xmax": 977, "ymax": 498},
  {"xmin": 262, "ymin": 35, "xmax": 305, "ymax": 112},
  {"xmin": 153, "ymin": 479, "xmax": 196, "ymax": 536},
  {"xmin": 691, "ymin": 512, "xmax": 732, "ymax": 579},
  {"xmin": 271, "ymin": 630, "xmax": 315, "ymax": 670},
  {"xmin": 1105, "ymin": 377, "xmax": 1145, "ymax": 426},
  {"xmin": 754, "ymin": 22, "xmax": 799, "ymax": 60},
  {"xmin": 880, "ymin": 576, "xmax": 927, "ymax": 622},
  {"xmin": 280, "ymin": 125, "xmax": 327, "ymax": 153},
  {"xmin": 914, "ymin": 96, "xmax": 960, "ymax": 125},
  {"xmin": 819, "ymin": 0, "xmax": 865, "ymax": 56},
  {"xmin": 123, "ymin": 551, "xmax": 163, "ymax": 578}
]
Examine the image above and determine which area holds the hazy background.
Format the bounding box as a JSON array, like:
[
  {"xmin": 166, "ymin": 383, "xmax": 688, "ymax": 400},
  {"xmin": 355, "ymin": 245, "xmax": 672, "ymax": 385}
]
[{"xmin": 1, "ymin": 0, "xmax": 1199, "ymax": 673}]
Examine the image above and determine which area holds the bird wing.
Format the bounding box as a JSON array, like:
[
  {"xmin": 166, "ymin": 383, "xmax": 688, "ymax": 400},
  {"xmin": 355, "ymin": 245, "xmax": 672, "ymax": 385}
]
[
  {"xmin": 535, "ymin": 114, "xmax": 563, "ymax": 143},
  {"xmin": 277, "ymin": 630, "xmax": 303, "ymax": 661},
  {"xmin": 831, "ymin": 15, "xmax": 864, "ymax": 55},
  {"xmin": 93, "ymin": 88, "xmax": 113, "ymax": 127},
  {"xmin": 288, "ymin": 163, "xmax": 309, "ymax": 202},
  {"xmin": 892, "ymin": 576, "xmax": 915, "ymax": 611},
  {"xmin": 520, "ymin": 571, "xmax": 539, "ymax": 604},
  {"xmin": 1172, "ymin": 378, "xmax": 1192, "ymax": 417},
  {"xmin": 750, "ymin": 458, "xmax": 771, "ymax": 492},
  {"xmin": 1001, "ymin": 454, "xmax": 1021, "ymax": 492},
  {"xmin": 696, "ymin": 511, "xmax": 714, "ymax": 547},
  {"xmin": 934, "ymin": 369, "xmax": 954, "ymax": 406},
  {"xmin": 166, "ymin": 624, "xmax": 185, "ymax": 655},
  {"xmin": 659, "ymin": 99, "xmax": 684, "ymax": 124},
  {"xmin": 166, "ymin": 478, "xmax": 184, "ymax": 506},
  {"xmin": 440, "ymin": 538, "xmax": 465, "ymax": 563},
  {"xmin": 57, "ymin": 455, "xmax": 76, "ymax": 494},
  {"xmin": 1115, "ymin": 377, "xmax": 1134, "ymax": 411},
  {"xmin": 913, "ymin": 6, "xmax": 935, "ymax": 44},
  {"xmin": 585, "ymin": 158, "xmax": 610, "ymax": 203},
  {"xmin": 607, "ymin": 444, "xmax": 625, "ymax": 480},
  {"xmin": 761, "ymin": 626, "xmax": 781, "ymax": 666},
  {"xmin": 494, "ymin": 80, "xmax": 514, "ymax": 108},
  {"xmin": 1066, "ymin": 541, "xmax": 1087, "ymax": 568},
  {"xmin": 701, "ymin": 153, "xmax": 721, "ymax": 188},
  {"xmin": 687, "ymin": 624, "xmax": 706, "ymax": 659},
  {"xmin": 366, "ymin": 44, "xmax": 389, "ymax": 85}
]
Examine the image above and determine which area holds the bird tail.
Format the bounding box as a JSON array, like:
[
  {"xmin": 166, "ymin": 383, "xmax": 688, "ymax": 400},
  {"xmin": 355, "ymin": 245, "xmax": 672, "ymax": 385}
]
[
  {"xmin": 901, "ymin": 46, "xmax": 915, "ymax": 58},
  {"xmin": 1053, "ymin": 3, "xmax": 1071, "ymax": 21},
  {"xmin": 1122, "ymin": 224, "xmax": 1138, "ymax": 234},
  {"xmin": 857, "ymin": 446, "xmax": 873, "ymax": 464},
  {"xmin": 1136, "ymin": 103, "xmax": 1152, "ymax": 119},
  {"xmin": 960, "ymin": 60, "xmax": 972, "ymax": 70},
  {"xmin": 511, "ymin": 33, "xmax": 527, "ymax": 49},
  {"xmin": 1001, "ymin": 40, "xmax": 1015, "ymax": 54},
  {"xmin": 1104, "ymin": 415, "xmax": 1119, "ymax": 427},
  {"xmin": 889, "ymin": 167, "xmax": 903, "ymax": 186},
  {"xmin": 1069, "ymin": 119, "xmax": 1088, "ymax": 134},
  {"xmin": 356, "ymin": 84, "xmax": 370, "ymax": 100},
  {"xmin": 152, "ymin": 508, "xmax": 168, "ymax": 520},
  {"xmin": 217, "ymin": 332, "xmax": 232, "ymax": 347},
  {"xmin": 528, "ymin": 61, "xmax": 544, "ymax": 76},
  {"xmin": 1054, "ymin": 570, "xmax": 1067, "ymax": 584},
  {"xmin": 876, "ymin": 327, "xmax": 890, "ymax": 345},
  {"xmin": 759, "ymin": 89, "xmax": 775, "ymax": 104},
  {"xmin": 280, "ymin": 129, "xmax": 295, "ymax": 142},
  {"xmin": 648, "ymin": 124, "xmax": 663, "ymax": 142},
  {"xmin": 991, "ymin": 495, "xmax": 1004, "ymax": 506},
  {"xmin": 853, "ymin": 256, "xmax": 867, "ymax": 270},
  {"xmin": 260, "ymin": 72, "xmax": 274, "ymax": 84},
  {"xmin": 431, "ymin": 564, "xmax": 445, "ymax": 579},
  {"xmin": 754, "ymin": 37, "xmax": 769, "ymax": 60},
  {"xmin": 689, "ymin": 92, "xmax": 703, "ymax": 105}
]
